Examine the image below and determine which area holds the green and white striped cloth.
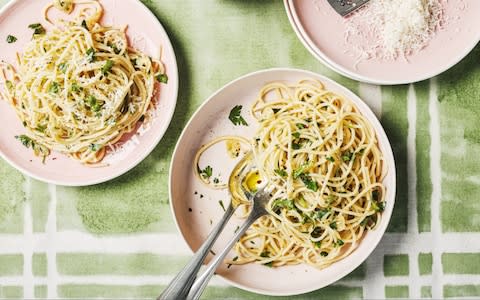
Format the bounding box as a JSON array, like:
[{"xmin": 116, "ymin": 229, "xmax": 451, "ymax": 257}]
[{"xmin": 0, "ymin": 0, "xmax": 479, "ymax": 299}]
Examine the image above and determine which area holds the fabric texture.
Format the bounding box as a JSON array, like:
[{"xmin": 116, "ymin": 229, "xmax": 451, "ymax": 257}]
[{"xmin": 0, "ymin": 0, "xmax": 479, "ymax": 299}]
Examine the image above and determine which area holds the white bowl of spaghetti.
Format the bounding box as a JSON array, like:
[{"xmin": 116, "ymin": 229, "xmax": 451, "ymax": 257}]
[{"xmin": 169, "ymin": 68, "xmax": 395, "ymax": 296}]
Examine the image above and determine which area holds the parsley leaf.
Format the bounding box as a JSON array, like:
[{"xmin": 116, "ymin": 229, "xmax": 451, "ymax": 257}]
[
  {"xmin": 260, "ymin": 251, "xmax": 270, "ymax": 257},
  {"xmin": 272, "ymin": 199, "xmax": 294, "ymax": 210},
  {"xmin": 86, "ymin": 47, "xmax": 96, "ymax": 62},
  {"xmin": 313, "ymin": 208, "xmax": 330, "ymax": 220},
  {"xmin": 28, "ymin": 23, "xmax": 45, "ymax": 35},
  {"xmin": 71, "ymin": 82, "xmax": 82, "ymax": 93},
  {"xmin": 329, "ymin": 221, "xmax": 337, "ymax": 230},
  {"xmin": 320, "ymin": 251, "xmax": 328, "ymax": 257},
  {"xmin": 101, "ymin": 60, "xmax": 114, "ymax": 75},
  {"xmin": 326, "ymin": 156, "xmax": 335, "ymax": 163},
  {"xmin": 58, "ymin": 62, "xmax": 68, "ymax": 73},
  {"xmin": 292, "ymin": 132, "xmax": 301, "ymax": 139},
  {"xmin": 274, "ymin": 168, "xmax": 288, "ymax": 178},
  {"xmin": 228, "ymin": 105, "xmax": 248, "ymax": 126},
  {"xmin": 89, "ymin": 144, "xmax": 101, "ymax": 152},
  {"xmin": 300, "ymin": 174, "xmax": 318, "ymax": 191},
  {"xmin": 155, "ymin": 73, "xmax": 168, "ymax": 83},
  {"xmin": 49, "ymin": 82, "xmax": 60, "ymax": 94},
  {"xmin": 6, "ymin": 35, "xmax": 17, "ymax": 43},
  {"xmin": 337, "ymin": 239, "xmax": 344, "ymax": 246},
  {"xmin": 199, "ymin": 165, "xmax": 213, "ymax": 179},
  {"xmin": 15, "ymin": 135, "xmax": 34, "ymax": 148}
]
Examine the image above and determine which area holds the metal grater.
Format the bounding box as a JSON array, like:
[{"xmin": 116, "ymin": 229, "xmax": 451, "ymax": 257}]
[{"xmin": 327, "ymin": 0, "xmax": 370, "ymax": 17}]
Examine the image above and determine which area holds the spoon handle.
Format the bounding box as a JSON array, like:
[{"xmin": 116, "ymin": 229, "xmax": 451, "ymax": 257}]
[
  {"xmin": 157, "ymin": 203, "xmax": 235, "ymax": 300},
  {"xmin": 186, "ymin": 210, "xmax": 263, "ymax": 300}
]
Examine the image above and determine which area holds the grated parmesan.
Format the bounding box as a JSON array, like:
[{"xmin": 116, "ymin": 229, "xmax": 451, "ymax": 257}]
[{"xmin": 345, "ymin": 0, "xmax": 446, "ymax": 61}]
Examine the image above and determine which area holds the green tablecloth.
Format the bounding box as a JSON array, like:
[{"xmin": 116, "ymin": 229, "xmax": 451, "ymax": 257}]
[{"xmin": 1, "ymin": 0, "xmax": 479, "ymax": 299}]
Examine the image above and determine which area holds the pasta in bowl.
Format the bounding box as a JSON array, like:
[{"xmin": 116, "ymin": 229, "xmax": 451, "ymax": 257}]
[{"xmin": 170, "ymin": 68, "xmax": 395, "ymax": 295}]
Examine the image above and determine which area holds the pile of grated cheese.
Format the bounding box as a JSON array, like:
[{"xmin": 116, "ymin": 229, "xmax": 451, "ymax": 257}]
[{"xmin": 345, "ymin": 0, "xmax": 446, "ymax": 61}]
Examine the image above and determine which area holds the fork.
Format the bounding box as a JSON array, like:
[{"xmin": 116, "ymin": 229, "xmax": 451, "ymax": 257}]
[
  {"xmin": 186, "ymin": 186, "xmax": 271, "ymax": 300},
  {"xmin": 157, "ymin": 154, "xmax": 255, "ymax": 300}
]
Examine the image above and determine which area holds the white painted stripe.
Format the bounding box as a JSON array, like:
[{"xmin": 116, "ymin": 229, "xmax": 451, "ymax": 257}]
[
  {"xmin": 407, "ymin": 84, "xmax": 420, "ymax": 298},
  {"xmin": 358, "ymin": 83, "xmax": 382, "ymax": 118},
  {"xmin": 1, "ymin": 274, "xmax": 478, "ymax": 289},
  {"xmin": 46, "ymin": 184, "xmax": 58, "ymax": 298},
  {"xmin": 429, "ymin": 77, "xmax": 443, "ymax": 299},
  {"xmin": 1, "ymin": 232, "xmax": 479, "ymax": 255},
  {"xmin": 23, "ymin": 177, "xmax": 34, "ymax": 298}
]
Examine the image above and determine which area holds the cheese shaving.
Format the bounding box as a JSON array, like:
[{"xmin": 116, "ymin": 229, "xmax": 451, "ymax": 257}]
[{"xmin": 345, "ymin": 0, "xmax": 446, "ymax": 61}]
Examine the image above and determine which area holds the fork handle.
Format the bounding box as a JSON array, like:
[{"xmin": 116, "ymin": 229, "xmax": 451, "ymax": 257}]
[
  {"xmin": 157, "ymin": 204, "xmax": 235, "ymax": 300},
  {"xmin": 186, "ymin": 210, "xmax": 263, "ymax": 300}
]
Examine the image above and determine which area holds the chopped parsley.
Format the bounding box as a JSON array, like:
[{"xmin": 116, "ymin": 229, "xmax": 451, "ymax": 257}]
[
  {"xmin": 260, "ymin": 251, "xmax": 270, "ymax": 258},
  {"xmin": 293, "ymin": 163, "xmax": 310, "ymax": 179},
  {"xmin": 337, "ymin": 239, "xmax": 345, "ymax": 246},
  {"xmin": 228, "ymin": 105, "xmax": 248, "ymax": 126},
  {"xmin": 101, "ymin": 60, "xmax": 114, "ymax": 75},
  {"xmin": 199, "ymin": 165, "xmax": 213, "ymax": 179},
  {"xmin": 35, "ymin": 125, "xmax": 47, "ymax": 133},
  {"xmin": 58, "ymin": 62, "xmax": 68, "ymax": 73},
  {"xmin": 5, "ymin": 80, "xmax": 13, "ymax": 91},
  {"xmin": 71, "ymin": 82, "xmax": 82, "ymax": 93},
  {"xmin": 86, "ymin": 95, "xmax": 101, "ymax": 112},
  {"xmin": 313, "ymin": 208, "xmax": 330, "ymax": 220},
  {"xmin": 89, "ymin": 144, "xmax": 101, "ymax": 152},
  {"xmin": 291, "ymin": 141, "xmax": 303, "ymax": 150},
  {"xmin": 213, "ymin": 177, "xmax": 220, "ymax": 184},
  {"xmin": 320, "ymin": 251, "xmax": 328, "ymax": 257},
  {"xmin": 272, "ymin": 199, "xmax": 295, "ymax": 210},
  {"xmin": 329, "ymin": 221, "xmax": 337, "ymax": 230},
  {"xmin": 292, "ymin": 132, "xmax": 301, "ymax": 139},
  {"xmin": 326, "ymin": 156, "xmax": 335, "ymax": 163},
  {"xmin": 86, "ymin": 47, "xmax": 96, "ymax": 62},
  {"xmin": 28, "ymin": 23, "xmax": 45, "ymax": 35},
  {"xmin": 15, "ymin": 135, "xmax": 34, "ymax": 148},
  {"xmin": 300, "ymin": 174, "xmax": 318, "ymax": 192},
  {"xmin": 155, "ymin": 73, "xmax": 168, "ymax": 83},
  {"xmin": 313, "ymin": 241, "xmax": 321, "ymax": 248},
  {"xmin": 274, "ymin": 168, "xmax": 288, "ymax": 178},
  {"xmin": 6, "ymin": 35, "xmax": 17, "ymax": 43},
  {"xmin": 342, "ymin": 151, "xmax": 354, "ymax": 162},
  {"xmin": 264, "ymin": 262, "xmax": 273, "ymax": 267},
  {"xmin": 372, "ymin": 200, "xmax": 385, "ymax": 212},
  {"xmin": 296, "ymin": 123, "xmax": 305, "ymax": 129},
  {"xmin": 49, "ymin": 82, "xmax": 60, "ymax": 94},
  {"xmin": 272, "ymin": 108, "xmax": 281, "ymax": 114}
]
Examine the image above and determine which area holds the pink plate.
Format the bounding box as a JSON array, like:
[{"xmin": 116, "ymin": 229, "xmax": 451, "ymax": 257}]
[
  {"xmin": 169, "ymin": 68, "xmax": 396, "ymax": 296},
  {"xmin": 284, "ymin": 0, "xmax": 480, "ymax": 85},
  {"xmin": 0, "ymin": 0, "xmax": 178, "ymax": 186}
]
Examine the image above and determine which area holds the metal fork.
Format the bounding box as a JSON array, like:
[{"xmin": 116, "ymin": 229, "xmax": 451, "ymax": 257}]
[
  {"xmin": 186, "ymin": 186, "xmax": 271, "ymax": 300},
  {"xmin": 158, "ymin": 155, "xmax": 255, "ymax": 300}
]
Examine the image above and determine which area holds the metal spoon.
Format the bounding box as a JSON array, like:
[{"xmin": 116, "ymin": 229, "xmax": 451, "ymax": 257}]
[
  {"xmin": 157, "ymin": 154, "xmax": 254, "ymax": 300},
  {"xmin": 187, "ymin": 185, "xmax": 271, "ymax": 300}
]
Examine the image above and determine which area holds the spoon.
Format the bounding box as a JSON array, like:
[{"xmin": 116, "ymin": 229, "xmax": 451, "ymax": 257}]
[
  {"xmin": 186, "ymin": 181, "xmax": 271, "ymax": 299},
  {"xmin": 157, "ymin": 154, "xmax": 254, "ymax": 300}
]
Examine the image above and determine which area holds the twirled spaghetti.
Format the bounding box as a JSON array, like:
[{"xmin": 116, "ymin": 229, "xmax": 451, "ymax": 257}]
[
  {"xmin": 0, "ymin": 0, "xmax": 166, "ymax": 164},
  {"xmin": 195, "ymin": 79, "xmax": 386, "ymax": 270}
]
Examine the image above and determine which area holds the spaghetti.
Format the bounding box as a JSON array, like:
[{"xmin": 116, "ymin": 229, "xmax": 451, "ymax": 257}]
[
  {"xmin": 195, "ymin": 80, "xmax": 386, "ymax": 269},
  {"xmin": 0, "ymin": 0, "xmax": 166, "ymax": 164}
]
